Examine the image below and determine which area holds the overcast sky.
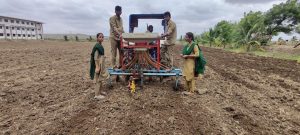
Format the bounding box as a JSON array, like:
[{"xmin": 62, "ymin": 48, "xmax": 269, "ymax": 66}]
[{"xmin": 0, "ymin": 0, "xmax": 287, "ymax": 37}]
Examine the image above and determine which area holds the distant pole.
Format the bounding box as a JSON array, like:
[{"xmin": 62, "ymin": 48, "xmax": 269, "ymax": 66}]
[{"xmin": 4, "ymin": 25, "xmax": 6, "ymax": 39}]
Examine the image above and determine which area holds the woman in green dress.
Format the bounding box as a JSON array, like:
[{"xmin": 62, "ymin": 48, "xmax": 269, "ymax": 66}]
[{"xmin": 181, "ymin": 32, "xmax": 206, "ymax": 93}]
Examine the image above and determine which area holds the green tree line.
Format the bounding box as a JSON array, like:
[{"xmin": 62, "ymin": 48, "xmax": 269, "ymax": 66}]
[{"xmin": 197, "ymin": 0, "xmax": 300, "ymax": 51}]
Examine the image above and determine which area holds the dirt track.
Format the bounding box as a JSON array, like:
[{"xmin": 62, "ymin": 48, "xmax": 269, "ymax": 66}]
[{"xmin": 0, "ymin": 40, "xmax": 299, "ymax": 135}]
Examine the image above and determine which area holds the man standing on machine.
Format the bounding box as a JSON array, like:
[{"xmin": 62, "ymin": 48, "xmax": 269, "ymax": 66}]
[
  {"xmin": 109, "ymin": 5, "xmax": 124, "ymax": 69},
  {"xmin": 160, "ymin": 11, "xmax": 177, "ymax": 69}
]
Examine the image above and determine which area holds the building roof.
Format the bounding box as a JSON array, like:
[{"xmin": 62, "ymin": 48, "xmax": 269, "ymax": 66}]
[{"xmin": 0, "ymin": 15, "xmax": 43, "ymax": 24}]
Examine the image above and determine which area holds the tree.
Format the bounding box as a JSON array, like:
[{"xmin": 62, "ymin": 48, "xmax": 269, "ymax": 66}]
[
  {"xmin": 264, "ymin": 0, "xmax": 300, "ymax": 37},
  {"xmin": 197, "ymin": 28, "xmax": 216, "ymax": 47},
  {"xmin": 236, "ymin": 11, "xmax": 266, "ymax": 51},
  {"xmin": 64, "ymin": 35, "xmax": 68, "ymax": 41},
  {"xmin": 75, "ymin": 36, "xmax": 79, "ymax": 41},
  {"xmin": 198, "ymin": 0, "xmax": 300, "ymax": 50},
  {"xmin": 207, "ymin": 28, "xmax": 215, "ymax": 47},
  {"xmin": 296, "ymin": 24, "xmax": 300, "ymax": 33},
  {"xmin": 214, "ymin": 20, "xmax": 234, "ymax": 48}
]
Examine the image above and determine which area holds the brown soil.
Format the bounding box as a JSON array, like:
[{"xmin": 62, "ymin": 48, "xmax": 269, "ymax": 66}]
[{"xmin": 0, "ymin": 40, "xmax": 299, "ymax": 135}]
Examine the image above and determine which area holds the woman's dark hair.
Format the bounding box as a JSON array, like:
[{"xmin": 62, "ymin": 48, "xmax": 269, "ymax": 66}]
[
  {"xmin": 96, "ymin": 33, "xmax": 103, "ymax": 38},
  {"xmin": 186, "ymin": 32, "xmax": 194, "ymax": 41},
  {"xmin": 115, "ymin": 6, "xmax": 122, "ymax": 11},
  {"xmin": 164, "ymin": 11, "xmax": 171, "ymax": 17}
]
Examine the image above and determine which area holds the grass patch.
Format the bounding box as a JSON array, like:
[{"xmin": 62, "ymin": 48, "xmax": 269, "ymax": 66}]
[
  {"xmin": 202, "ymin": 44, "xmax": 300, "ymax": 63},
  {"xmin": 225, "ymin": 47, "xmax": 246, "ymax": 53},
  {"xmin": 252, "ymin": 51, "xmax": 300, "ymax": 63},
  {"xmin": 223, "ymin": 46, "xmax": 300, "ymax": 63}
]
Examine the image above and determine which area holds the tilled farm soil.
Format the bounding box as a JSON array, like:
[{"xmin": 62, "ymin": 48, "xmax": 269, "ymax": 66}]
[{"xmin": 0, "ymin": 40, "xmax": 299, "ymax": 135}]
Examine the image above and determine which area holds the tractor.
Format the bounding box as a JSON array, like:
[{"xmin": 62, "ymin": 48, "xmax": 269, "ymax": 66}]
[{"xmin": 107, "ymin": 14, "xmax": 182, "ymax": 91}]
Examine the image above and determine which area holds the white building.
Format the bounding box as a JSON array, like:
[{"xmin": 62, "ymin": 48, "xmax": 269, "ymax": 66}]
[{"xmin": 0, "ymin": 16, "xmax": 43, "ymax": 40}]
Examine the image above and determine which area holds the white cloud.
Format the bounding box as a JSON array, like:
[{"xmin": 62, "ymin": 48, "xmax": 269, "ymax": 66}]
[
  {"xmin": 225, "ymin": 0, "xmax": 285, "ymax": 4},
  {"xmin": 0, "ymin": 0, "xmax": 286, "ymax": 37}
]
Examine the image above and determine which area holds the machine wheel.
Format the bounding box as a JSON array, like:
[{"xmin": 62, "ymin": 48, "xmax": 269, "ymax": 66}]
[
  {"xmin": 172, "ymin": 83, "xmax": 179, "ymax": 91},
  {"xmin": 116, "ymin": 75, "xmax": 120, "ymax": 82},
  {"xmin": 159, "ymin": 76, "xmax": 163, "ymax": 82},
  {"xmin": 172, "ymin": 78, "xmax": 180, "ymax": 91},
  {"xmin": 108, "ymin": 84, "xmax": 113, "ymax": 89},
  {"xmin": 125, "ymin": 75, "xmax": 130, "ymax": 81}
]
